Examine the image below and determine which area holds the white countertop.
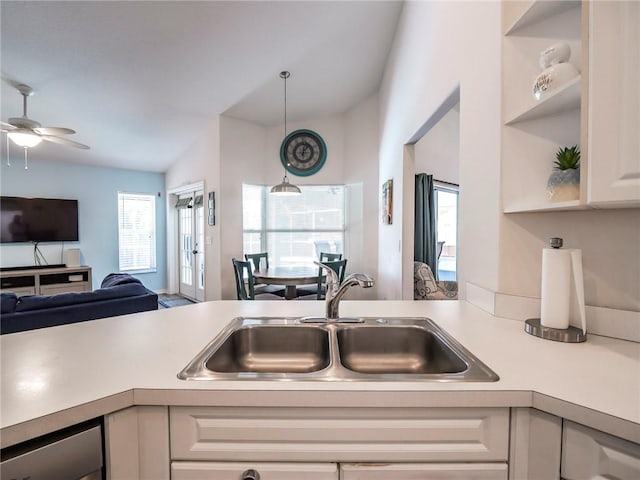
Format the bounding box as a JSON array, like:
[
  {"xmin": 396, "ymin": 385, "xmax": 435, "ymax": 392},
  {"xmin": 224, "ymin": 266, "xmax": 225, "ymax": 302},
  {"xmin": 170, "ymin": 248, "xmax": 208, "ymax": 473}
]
[{"xmin": 1, "ymin": 300, "xmax": 639, "ymax": 447}]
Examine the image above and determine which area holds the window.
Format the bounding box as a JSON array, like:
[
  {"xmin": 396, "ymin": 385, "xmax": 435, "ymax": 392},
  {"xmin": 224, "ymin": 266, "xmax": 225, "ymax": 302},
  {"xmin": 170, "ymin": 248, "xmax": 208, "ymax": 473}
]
[
  {"xmin": 118, "ymin": 192, "xmax": 156, "ymax": 272},
  {"xmin": 434, "ymin": 183, "xmax": 458, "ymax": 281},
  {"xmin": 242, "ymin": 184, "xmax": 345, "ymax": 266}
]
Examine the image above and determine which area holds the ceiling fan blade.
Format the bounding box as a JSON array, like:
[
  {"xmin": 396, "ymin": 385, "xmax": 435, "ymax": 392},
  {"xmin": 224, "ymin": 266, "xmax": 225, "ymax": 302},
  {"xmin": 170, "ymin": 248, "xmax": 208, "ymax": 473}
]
[
  {"xmin": 41, "ymin": 135, "xmax": 90, "ymax": 150},
  {"xmin": 33, "ymin": 126, "xmax": 76, "ymax": 135},
  {"xmin": 1, "ymin": 121, "xmax": 17, "ymax": 131}
]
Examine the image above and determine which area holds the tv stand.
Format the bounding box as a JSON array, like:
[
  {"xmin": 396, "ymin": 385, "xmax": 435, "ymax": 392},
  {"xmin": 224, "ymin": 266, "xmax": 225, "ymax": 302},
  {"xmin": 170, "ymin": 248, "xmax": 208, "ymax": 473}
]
[{"xmin": 0, "ymin": 266, "xmax": 92, "ymax": 296}]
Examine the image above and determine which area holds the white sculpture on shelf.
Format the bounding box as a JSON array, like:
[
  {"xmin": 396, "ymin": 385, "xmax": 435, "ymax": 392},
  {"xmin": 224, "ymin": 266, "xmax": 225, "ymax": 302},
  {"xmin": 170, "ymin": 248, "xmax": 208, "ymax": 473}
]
[{"xmin": 532, "ymin": 42, "xmax": 580, "ymax": 100}]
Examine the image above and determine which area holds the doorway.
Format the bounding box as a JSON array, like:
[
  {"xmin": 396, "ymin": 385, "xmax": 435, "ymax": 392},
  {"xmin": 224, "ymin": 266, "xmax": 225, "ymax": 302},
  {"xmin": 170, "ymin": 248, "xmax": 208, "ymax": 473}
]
[
  {"xmin": 404, "ymin": 86, "xmax": 460, "ymax": 298},
  {"xmin": 175, "ymin": 189, "xmax": 205, "ymax": 302}
]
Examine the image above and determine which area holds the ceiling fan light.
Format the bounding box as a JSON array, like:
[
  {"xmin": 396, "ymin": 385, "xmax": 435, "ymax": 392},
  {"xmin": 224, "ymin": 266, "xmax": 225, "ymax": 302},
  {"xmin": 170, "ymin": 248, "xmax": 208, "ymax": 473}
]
[
  {"xmin": 270, "ymin": 175, "xmax": 302, "ymax": 195},
  {"xmin": 8, "ymin": 129, "xmax": 42, "ymax": 148}
]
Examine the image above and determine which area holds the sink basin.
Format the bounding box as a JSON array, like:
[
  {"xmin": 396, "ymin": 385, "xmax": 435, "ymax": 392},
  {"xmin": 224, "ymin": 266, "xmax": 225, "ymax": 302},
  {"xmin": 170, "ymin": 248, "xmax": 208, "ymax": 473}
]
[
  {"xmin": 205, "ymin": 325, "xmax": 330, "ymax": 373},
  {"xmin": 337, "ymin": 326, "xmax": 467, "ymax": 374},
  {"xmin": 178, "ymin": 317, "xmax": 498, "ymax": 382}
]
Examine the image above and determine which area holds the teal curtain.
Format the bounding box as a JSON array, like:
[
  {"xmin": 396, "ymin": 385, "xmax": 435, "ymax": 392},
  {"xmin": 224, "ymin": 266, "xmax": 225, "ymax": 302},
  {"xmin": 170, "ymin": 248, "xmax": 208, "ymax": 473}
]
[{"xmin": 414, "ymin": 173, "xmax": 438, "ymax": 280}]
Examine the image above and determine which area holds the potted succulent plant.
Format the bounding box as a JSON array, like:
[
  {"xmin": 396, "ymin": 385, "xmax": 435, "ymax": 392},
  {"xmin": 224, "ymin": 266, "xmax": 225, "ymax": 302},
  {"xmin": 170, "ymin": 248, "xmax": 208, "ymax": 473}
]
[{"xmin": 547, "ymin": 145, "xmax": 580, "ymax": 201}]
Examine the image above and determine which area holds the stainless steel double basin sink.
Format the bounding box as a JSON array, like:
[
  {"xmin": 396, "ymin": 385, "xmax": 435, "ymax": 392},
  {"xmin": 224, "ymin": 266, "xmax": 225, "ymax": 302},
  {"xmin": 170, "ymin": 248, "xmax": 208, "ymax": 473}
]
[{"xmin": 178, "ymin": 317, "xmax": 499, "ymax": 382}]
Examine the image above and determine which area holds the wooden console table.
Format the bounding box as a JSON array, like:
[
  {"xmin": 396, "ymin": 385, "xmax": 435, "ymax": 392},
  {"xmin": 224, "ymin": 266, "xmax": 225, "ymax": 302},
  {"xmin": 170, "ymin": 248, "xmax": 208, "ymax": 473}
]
[{"xmin": 0, "ymin": 266, "xmax": 92, "ymax": 296}]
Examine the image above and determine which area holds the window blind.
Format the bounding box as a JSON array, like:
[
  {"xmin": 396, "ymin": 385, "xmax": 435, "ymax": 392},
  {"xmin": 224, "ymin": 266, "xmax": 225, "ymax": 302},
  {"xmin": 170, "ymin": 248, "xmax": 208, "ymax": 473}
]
[
  {"xmin": 118, "ymin": 192, "xmax": 156, "ymax": 272},
  {"xmin": 242, "ymin": 184, "xmax": 345, "ymax": 266}
]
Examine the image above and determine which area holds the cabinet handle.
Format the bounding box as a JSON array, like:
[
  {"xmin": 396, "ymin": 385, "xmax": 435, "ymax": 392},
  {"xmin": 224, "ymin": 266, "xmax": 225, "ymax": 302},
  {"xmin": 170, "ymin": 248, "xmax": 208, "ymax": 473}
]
[{"xmin": 242, "ymin": 469, "xmax": 260, "ymax": 480}]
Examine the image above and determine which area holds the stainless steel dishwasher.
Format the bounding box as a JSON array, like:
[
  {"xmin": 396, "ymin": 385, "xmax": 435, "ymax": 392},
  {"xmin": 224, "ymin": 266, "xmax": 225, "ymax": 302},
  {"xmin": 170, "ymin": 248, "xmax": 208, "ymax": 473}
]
[{"xmin": 1, "ymin": 418, "xmax": 104, "ymax": 480}]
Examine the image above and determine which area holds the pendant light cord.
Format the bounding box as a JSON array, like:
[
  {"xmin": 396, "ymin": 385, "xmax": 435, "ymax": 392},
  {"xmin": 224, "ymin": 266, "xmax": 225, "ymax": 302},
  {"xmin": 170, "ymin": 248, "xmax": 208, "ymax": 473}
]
[
  {"xmin": 270, "ymin": 70, "xmax": 300, "ymax": 194},
  {"xmin": 281, "ymin": 71, "xmax": 291, "ymax": 180},
  {"xmin": 283, "ymin": 72, "xmax": 287, "ymax": 179},
  {"xmin": 284, "ymin": 72, "xmax": 287, "ymax": 139}
]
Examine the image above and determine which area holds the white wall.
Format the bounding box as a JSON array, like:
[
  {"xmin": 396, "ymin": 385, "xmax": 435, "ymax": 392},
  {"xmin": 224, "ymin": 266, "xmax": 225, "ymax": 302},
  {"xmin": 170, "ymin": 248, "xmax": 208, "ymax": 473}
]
[
  {"xmin": 165, "ymin": 1, "xmax": 639, "ymax": 314},
  {"xmin": 219, "ymin": 116, "xmax": 268, "ymax": 300},
  {"xmin": 498, "ymin": 210, "xmax": 640, "ymax": 311},
  {"xmin": 168, "ymin": 98, "xmax": 380, "ymax": 301},
  {"xmin": 222, "ymin": 107, "xmax": 379, "ymax": 301},
  {"xmin": 379, "ymin": 1, "xmax": 639, "ymax": 313},
  {"xmin": 414, "ymin": 106, "xmax": 460, "ymax": 185},
  {"xmin": 344, "ymin": 94, "xmax": 380, "ymax": 299},
  {"xmin": 165, "ymin": 118, "xmax": 221, "ymax": 300},
  {"xmin": 378, "ymin": 1, "xmax": 501, "ymax": 300}
]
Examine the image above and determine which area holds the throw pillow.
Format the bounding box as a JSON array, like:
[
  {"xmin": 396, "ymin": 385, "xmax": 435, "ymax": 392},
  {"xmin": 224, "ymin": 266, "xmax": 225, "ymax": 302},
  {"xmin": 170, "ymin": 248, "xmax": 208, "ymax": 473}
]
[
  {"xmin": 1, "ymin": 293, "xmax": 18, "ymax": 313},
  {"xmin": 413, "ymin": 261, "xmax": 438, "ymax": 299},
  {"xmin": 101, "ymin": 273, "xmax": 142, "ymax": 288}
]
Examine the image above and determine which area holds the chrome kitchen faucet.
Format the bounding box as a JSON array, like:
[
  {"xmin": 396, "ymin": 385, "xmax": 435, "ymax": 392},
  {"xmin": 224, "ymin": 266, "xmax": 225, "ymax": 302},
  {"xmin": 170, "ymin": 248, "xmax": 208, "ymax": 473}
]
[{"xmin": 315, "ymin": 261, "xmax": 374, "ymax": 320}]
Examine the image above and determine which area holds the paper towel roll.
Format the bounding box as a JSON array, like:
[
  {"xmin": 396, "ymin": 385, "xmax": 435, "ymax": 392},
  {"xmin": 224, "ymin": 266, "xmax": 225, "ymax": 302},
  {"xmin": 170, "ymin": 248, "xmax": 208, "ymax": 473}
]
[{"xmin": 540, "ymin": 248, "xmax": 572, "ymax": 329}]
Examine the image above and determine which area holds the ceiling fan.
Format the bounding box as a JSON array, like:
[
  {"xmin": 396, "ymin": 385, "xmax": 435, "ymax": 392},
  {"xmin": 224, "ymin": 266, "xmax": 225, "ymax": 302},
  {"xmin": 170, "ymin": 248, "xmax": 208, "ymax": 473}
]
[{"xmin": 1, "ymin": 83, "xmax": 90, "ymax": 155}]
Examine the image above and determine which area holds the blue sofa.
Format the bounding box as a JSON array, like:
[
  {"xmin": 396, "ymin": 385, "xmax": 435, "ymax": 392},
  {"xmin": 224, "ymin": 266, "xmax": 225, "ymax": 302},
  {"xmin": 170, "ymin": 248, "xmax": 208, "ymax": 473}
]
[{"xmin": 1, "ymin": 273, "xmax": 158, "ymax": 334}]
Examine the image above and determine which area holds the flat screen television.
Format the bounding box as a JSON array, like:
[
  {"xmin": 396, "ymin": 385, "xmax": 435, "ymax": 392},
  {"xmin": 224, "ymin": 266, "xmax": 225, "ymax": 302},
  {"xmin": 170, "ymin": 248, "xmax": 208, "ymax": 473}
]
[{"xmin": 0, "ymin": 196, "xmax": 79, "ymax": 243}]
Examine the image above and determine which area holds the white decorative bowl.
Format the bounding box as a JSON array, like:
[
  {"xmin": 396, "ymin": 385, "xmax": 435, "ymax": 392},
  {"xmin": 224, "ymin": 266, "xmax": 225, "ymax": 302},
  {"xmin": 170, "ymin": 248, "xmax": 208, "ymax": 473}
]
[
  {"xmin": 539, "ymin": 42, "xmax": 571, "ymax": 69},
  {"xmin": 533, "ymin": 62, "xmax": 580, "ymax": 100}
]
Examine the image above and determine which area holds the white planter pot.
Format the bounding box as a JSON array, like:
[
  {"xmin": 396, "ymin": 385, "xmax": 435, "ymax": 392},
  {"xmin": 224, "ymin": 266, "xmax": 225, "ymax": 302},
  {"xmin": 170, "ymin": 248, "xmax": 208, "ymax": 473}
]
[{"xmin": 547, "ymin": 168, "xmax": 580, "ymax": 201}]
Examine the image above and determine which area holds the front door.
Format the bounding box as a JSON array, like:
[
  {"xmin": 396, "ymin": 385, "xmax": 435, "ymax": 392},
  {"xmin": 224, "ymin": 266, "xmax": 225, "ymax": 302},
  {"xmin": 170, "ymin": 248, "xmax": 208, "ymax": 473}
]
[{"xmin": 178, "ymin": 190, "xmax": 205, "ymax": 301}]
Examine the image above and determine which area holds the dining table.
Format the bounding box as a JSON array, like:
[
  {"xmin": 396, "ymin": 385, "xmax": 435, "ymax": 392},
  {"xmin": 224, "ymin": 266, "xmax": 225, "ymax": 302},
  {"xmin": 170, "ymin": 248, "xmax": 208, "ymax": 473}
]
[{"xmin": 253, "ymin": 265, "xmax": 324, "ymax": 300}]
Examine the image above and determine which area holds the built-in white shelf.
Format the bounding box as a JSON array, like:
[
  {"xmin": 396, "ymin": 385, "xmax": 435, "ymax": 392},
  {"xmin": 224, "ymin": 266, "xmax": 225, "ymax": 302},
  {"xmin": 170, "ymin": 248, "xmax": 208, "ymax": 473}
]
[
  {"xmin": 505, "ymin": 0, "xmax": 581, "ymax": 35},
  {"xmin": 505, "ymin": 77, "xmax": 581, "ymax": 125},
  {"xmin": 501, "ymin": 0, "xmax": 584, "ymax": 214},
  {"xmin": 503, "ymin": 199, "xmax": 588, "ymax": 214}
]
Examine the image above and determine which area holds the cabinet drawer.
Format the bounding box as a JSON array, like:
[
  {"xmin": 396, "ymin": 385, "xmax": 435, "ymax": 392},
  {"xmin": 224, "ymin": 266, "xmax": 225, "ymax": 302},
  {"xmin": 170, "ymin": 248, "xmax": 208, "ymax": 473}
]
[
  {"xmin": 340, "ymin": 462, "xmax": 507, "ymax": 480},
  {"xmin": 39, "ymin": 282, "xmax": 89, "ymax": 295},
  {"xmin": 561, "ymin": 421, "xmax": 640, "ymax": 479},
  {"xmin": 171, "ymin": 461, "xmax": 338, "ymax": 479},
  {"xmin": 0, "ymin": 286, "xmax": 36, "ymax": 296},
  {"xmin": 170, "ymin": 406, "xmax": 509, "ymax": 463}
]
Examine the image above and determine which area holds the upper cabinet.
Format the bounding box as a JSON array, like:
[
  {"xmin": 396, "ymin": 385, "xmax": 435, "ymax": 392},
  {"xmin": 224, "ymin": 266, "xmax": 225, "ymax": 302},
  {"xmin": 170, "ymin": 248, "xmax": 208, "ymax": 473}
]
[
  {"xmin": 587, "ymin": 1, "xmax": 640, "ymax": 206},
  {"xmin": 501, "ymin": 1, "xmax": 639, "ymax": 213}
]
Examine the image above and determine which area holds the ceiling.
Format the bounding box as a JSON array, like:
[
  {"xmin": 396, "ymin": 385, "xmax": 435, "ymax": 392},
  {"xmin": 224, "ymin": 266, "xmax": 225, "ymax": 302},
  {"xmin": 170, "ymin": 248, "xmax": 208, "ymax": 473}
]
[{"xmin": 1, "ymin": 1, "xmax": 403, "ymax": 173}]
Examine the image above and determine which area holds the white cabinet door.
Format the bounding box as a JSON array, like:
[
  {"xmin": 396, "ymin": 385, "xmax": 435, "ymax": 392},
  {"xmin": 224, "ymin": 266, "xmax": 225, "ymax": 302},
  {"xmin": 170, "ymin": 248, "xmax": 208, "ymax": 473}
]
[
  {"xmin": 169, "ymin": 406, "xmax": 509, "ymax": 463},
  {"xmin": 587, "ymin": 0, "xmax": 640, "ymax": 206},
  {"xmin": 561, "ymin": 421, "xmax": 640, "ymax": 479},
  {"xmin": 509, "ymin": 408, "xmax": 562, "ymax": 480},
  {"xmin": 340, "ymin": 463, "xmax": 507, "ymax": 480},
  {"xmin": 171, "ymin": 462, "xmax": 338, "ymax": 480},
  {"xmin": 105, "ymin": 406, "xmax": 170, "ymax": 480}
]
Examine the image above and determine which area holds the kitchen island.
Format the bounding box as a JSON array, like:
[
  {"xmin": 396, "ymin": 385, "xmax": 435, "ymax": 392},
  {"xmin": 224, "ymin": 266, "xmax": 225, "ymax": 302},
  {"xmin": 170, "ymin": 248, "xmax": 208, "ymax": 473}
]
[{"xmin": 2, "ymin": 300, "xmax": 638, "ymax": 478}]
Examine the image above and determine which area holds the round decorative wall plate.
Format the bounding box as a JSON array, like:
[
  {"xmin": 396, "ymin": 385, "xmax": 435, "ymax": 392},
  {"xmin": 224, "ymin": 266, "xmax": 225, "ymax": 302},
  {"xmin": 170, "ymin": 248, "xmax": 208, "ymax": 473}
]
[{"xmin": 280, "ymin": 129, "xmax": 327, "ymax": 177}]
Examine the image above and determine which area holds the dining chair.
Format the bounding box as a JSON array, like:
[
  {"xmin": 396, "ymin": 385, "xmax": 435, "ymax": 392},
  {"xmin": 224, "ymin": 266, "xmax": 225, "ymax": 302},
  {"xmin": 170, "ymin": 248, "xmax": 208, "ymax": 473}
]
[
  {"xmin": 296, "ymin": 252, "xmax": 344, "ymax": 298},
  {"xmin": 313, "ymin": 240, "xmax": 331, "ymax": 257},
  {"xmin": 299, "ymin": 258, "xmax": 348, "ymax": 300},
  {"xmin": 232, "ymin": 258, "xmax": 281, "ymax": 300},
  {"xmin": 244, "ymin": 252, "xmax": 285, "ymax": 297},
  {"xmin": 245, "ymin": 252, "xmax": 269, "ymax": 271},
  {"xmin": 319, "ymin": 252, "xmax": 342, "ymax": 262}
]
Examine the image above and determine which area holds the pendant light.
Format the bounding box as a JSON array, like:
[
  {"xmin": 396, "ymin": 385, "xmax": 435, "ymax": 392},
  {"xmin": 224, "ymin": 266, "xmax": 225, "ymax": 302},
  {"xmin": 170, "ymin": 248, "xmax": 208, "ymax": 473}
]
[{"xmin": 270, "ymin": 71, "xmax": 301, "ymax": 195}]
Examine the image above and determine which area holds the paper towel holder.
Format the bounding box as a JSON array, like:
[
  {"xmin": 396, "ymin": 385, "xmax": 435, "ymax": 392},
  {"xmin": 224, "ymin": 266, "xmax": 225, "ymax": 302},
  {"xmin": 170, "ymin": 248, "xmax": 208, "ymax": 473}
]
[
  {"xmin": 549, "ymin": 237, "xmax": 563, "ymax": 248},
  {"xmin": 526, "ymin": 236, "xmax": 587, "ymax": 343},
  {"xmin": 524, "ymin": 318, "xmax": 586, "ymax": 343}
]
